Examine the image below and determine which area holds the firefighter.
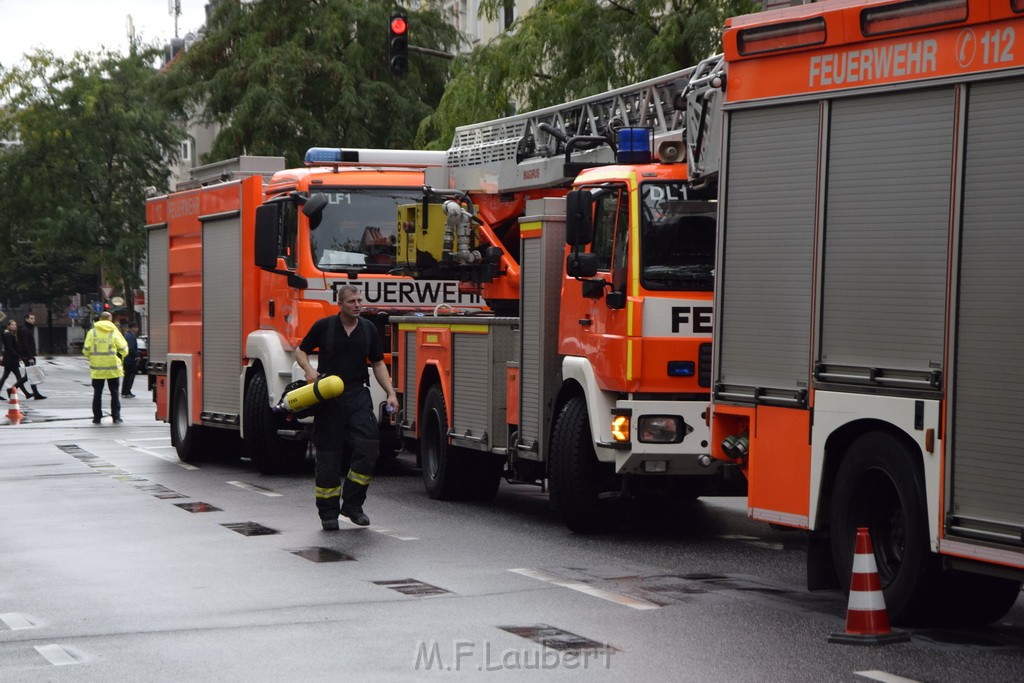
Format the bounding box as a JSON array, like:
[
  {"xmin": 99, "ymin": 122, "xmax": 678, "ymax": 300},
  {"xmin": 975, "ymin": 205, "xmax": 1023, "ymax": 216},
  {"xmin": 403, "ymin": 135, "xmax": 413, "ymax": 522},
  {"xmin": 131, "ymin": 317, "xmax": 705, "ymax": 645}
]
[
  {"xmin": 82, "ymin": 312, "xmax": 129, "ymax": 424},
  {"xmin": 295, "ymin": 285, "xmax": 398, "ymax": 530}
]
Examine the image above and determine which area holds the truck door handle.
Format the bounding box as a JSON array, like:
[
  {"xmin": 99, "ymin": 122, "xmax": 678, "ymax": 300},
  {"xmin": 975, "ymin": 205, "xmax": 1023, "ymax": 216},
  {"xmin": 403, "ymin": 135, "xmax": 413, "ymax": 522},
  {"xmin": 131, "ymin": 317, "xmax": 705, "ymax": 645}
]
[{"xmin": 578, "ymin": 318, "xmax": 592, "ymax": 327}]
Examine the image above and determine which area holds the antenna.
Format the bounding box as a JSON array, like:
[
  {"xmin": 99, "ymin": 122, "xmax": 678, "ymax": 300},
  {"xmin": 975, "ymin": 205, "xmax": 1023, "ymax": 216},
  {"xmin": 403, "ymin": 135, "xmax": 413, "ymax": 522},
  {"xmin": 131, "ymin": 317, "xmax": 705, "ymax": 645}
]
[{"xmin": 169, "ymin": 0, "xmax": 182, "ymax": 38}]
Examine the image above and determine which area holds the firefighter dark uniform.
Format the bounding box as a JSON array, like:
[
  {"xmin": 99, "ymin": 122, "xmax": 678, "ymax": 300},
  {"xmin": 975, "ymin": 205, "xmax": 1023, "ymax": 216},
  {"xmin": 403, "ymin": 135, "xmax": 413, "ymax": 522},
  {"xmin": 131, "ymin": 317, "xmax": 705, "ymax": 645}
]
[{"xmin": 298, "ymin": 315, "xmax": 382, "ymax": 527}]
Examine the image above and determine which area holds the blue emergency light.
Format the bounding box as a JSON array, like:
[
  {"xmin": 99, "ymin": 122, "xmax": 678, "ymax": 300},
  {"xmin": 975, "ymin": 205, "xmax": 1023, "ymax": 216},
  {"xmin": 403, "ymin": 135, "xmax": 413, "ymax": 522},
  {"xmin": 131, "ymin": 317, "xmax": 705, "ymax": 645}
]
[
  {"xmin": 305, "ymin": 147, "xmax": 359, "ymax": 165},
  {"xmin": 617, "ymin": 127, "xmax": 652, "ymax": 164},
  {"xmin": 667, "ymin": 360, "xmax": 696, "ymax": 377}
]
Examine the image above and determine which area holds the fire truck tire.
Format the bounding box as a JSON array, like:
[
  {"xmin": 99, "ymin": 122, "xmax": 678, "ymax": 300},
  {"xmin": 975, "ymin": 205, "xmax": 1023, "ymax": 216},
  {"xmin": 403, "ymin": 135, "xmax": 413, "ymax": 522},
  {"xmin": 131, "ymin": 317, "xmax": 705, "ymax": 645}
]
[
  {"xmin": 170, "ymin": 372, "xmax": 211, "ymax": 463},
  {"xmin": 830, "ymin": 431, "xmax": 940, "ymax": 624},
  {"xmin": 549, "ymin": 395, "xmax": 611, "ymax": 534},
  {"xmin": 243, "ymin": 371, "xmax": 306, "ymax": 474},
  {"xmin": 420, "ymin": 385, "xmax": 467, "ymax": 500}
]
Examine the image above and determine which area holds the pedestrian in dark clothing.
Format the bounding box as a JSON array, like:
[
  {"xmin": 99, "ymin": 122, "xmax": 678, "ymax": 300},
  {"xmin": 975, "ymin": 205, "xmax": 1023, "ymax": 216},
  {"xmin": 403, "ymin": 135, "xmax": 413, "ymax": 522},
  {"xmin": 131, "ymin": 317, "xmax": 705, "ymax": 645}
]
[
  {"xmin": 294, "ymin": 284, "xmax": 399, "ymax": 530},
  {"xmin": 18, "ymin": 313, "xmax": 46, "ymax": 399},
  {"xmin": 1, "ymin": 319, "xmax": 31, "ymax": 399},
  {"xmin": 121, "ymin": 322, "xmax": 140, "ymax": 398}
]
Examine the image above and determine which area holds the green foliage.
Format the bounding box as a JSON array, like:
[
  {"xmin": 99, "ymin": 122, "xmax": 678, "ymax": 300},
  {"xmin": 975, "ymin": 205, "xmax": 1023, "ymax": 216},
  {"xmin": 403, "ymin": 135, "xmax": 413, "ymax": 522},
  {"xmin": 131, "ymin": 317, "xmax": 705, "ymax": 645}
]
[
  {"xmin": 418, "ymin": 0, "xmax": 757, "ymax": 148},
  {"xmin": 162, "ymin": 0, "xmax": 462, "ymax": 166},
  {"xmin": 0, "ymin": 48, "xmax": 180, "ymax": 312}
]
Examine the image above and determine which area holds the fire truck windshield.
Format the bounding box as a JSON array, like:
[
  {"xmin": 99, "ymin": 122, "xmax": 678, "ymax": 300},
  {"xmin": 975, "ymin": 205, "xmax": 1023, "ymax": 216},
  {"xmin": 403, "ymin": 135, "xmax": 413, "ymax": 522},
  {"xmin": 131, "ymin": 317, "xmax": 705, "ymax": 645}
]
[
  {"xmin": 310, "ymin": 187, "xmax": 423, "ymax": 273},
  {"xmin": 640, "ymin": 182, "xmax": 715, "ymax": 292}
]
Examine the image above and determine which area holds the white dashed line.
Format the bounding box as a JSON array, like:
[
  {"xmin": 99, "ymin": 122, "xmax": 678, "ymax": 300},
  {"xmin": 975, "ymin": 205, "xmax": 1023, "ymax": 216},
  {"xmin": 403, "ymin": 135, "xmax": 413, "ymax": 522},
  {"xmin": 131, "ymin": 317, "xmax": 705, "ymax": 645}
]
[
  {"xmin": 855, "ymin": 671, "xmax": 921, "ymax": 683},
  {"xmin": 0, "ymin": 612, "xmax": 35, "ymax": 630},
  {"xmin": 371, "ymin": 527, "xmax": 419, "ymax": 540},
  {"xmin": 509, "ymin": 568, "xmax": 660, "ymax": 610},
  {"xmin": 115, "ymin": 439, "xmax": 199, "ymax": 469},
  {"xmin": 227, "ymin": 480, "xmax": 283, "ymax": 497},
  {"xmin": 35, "ymin": 644, "xmax": 78, "ymax": 666}
]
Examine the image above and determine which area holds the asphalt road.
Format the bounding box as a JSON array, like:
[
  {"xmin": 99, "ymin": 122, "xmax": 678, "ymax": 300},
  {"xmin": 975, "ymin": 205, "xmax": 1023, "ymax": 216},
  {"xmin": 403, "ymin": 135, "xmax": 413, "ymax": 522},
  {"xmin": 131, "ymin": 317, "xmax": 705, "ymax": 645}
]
[{"xmin": 1, "ymin": 356, "xmax": 1023, "ymax": 681}]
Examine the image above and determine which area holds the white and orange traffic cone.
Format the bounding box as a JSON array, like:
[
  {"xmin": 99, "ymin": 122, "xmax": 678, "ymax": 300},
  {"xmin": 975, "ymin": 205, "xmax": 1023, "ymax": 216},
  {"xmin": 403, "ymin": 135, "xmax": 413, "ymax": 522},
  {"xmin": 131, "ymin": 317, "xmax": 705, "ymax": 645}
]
[
  {"xmin": 6, "ymin": 387, "xmax": 24, "ymax": 425},
  {"xmin": 829, "ymin": 527, "xmax": 910, "ymax": 645}
]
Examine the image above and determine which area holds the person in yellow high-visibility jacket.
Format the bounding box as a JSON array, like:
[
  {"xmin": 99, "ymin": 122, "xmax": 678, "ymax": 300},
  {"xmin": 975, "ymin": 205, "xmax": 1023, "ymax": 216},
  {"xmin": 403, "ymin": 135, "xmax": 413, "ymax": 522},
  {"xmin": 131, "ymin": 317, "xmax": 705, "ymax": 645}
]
[{"xmin": 82, "ymin": 312, "xmax": 129, "ymax": 424}]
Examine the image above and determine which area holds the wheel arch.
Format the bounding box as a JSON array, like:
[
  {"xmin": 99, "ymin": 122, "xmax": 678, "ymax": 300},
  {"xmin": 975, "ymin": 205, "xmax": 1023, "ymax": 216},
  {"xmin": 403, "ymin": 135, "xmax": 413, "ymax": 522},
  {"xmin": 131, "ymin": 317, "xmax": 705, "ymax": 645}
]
[
  {"xmin": 817, "ymin": 418, "xmax": 927, "ymax": 534},
  {"xmin": 240, "ymin": 359, "xmax": 265, "ymax": 439},
  {"xmin": 166, "ymin": 355, "xmax": 194, "ymax": 441},
  {"xmin": 559, "ymin": 355, "xmax": 618, "ymax": 465},
  {"xmin": 415, "ymin": 363, "xmax": 444, "ymax": 431}
]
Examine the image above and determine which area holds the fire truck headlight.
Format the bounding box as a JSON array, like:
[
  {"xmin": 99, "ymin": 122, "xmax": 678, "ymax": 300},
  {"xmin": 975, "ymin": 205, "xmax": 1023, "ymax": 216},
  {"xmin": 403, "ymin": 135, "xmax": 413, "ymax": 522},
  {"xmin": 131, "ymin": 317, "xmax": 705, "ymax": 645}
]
[
  {"xmin": 638, "ymin": 416, "xmax": 685, "ymax": 444},
  {"xmin": 610, "ymin": 414, "xmax": 630, "ymax": 442}
]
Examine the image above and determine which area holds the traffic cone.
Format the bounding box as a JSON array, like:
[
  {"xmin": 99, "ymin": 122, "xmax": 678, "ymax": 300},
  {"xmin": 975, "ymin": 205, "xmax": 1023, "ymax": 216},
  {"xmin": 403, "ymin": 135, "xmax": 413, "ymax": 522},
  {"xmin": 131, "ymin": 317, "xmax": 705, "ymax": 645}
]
[
  {"xmin": 829, "ymin": 527, "xmax": 910, "ymax": 645},
  {"xmin": 6, "ymin": 387, "xmax": 24, "ymax": 425}
]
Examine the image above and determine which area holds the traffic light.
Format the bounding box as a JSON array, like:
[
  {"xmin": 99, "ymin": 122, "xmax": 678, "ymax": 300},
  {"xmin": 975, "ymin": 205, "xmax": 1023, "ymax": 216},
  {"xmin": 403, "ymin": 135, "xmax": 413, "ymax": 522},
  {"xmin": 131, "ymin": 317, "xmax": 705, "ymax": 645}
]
[
  {"xmin": 103, "ymin": 302, "xmax": 110, "ymax": 311},
  {"xmin": 389, "ymin": 13, "xmax": 408, "ymax": 76}
]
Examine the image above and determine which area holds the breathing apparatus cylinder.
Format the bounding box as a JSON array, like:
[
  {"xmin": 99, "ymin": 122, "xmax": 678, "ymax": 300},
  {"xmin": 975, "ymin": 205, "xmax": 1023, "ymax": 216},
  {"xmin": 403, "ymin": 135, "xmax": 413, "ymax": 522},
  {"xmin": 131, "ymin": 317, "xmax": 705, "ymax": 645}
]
[{"xmin": 277, "ymin": 375, "xmax": 345, "ymax": 413}]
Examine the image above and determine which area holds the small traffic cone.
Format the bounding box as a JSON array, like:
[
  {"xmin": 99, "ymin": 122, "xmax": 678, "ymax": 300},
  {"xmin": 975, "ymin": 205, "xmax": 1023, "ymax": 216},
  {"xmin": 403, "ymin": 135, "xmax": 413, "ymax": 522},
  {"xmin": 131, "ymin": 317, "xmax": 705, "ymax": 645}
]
[
  {"xmin": 6, "ymin": 387, "xmax": 24, "ymax": 425},
  {"xmin": 829, "ymin": 527, "xmax": 910, "ymax": 645}
]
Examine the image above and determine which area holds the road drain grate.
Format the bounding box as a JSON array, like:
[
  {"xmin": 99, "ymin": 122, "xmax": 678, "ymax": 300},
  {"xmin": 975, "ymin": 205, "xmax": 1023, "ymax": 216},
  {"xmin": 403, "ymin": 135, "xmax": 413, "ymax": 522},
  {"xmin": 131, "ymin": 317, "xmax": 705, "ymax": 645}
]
[
  {"xmin": 134, "ymin": 484, "xmax": 187, "ymax": 499},
  {"xmin": 221, "ymin": 522, "xmax": 279, "ymax": 536},
  {"xmin": 174, "ymin": 502, "xmax": 222, "ymax": 513},
  {"xmin": 373, "ymin": 579, "xmax": 451, "ymax": 596},
  {"xmin": 498, "ymin": 624, "xmax": 617, "ymax": 652},
  {"xmin": 59, "ymin": 444, "xmax": 186, "ymax": 498},
  {"xmin": 288, "ymin": 547, "xmax": 355, "ymax": 562}
]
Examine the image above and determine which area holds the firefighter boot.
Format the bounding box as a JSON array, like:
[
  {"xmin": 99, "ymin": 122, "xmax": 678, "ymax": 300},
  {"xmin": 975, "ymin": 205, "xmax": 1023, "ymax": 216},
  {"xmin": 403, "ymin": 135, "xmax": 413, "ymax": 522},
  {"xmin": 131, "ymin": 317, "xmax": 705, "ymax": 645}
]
[
  {"xmin": 340, "ymin": 436, "xmax": 378, "ymax": 526},
  {"xmin": 315, "ymin": 449, "xmax": 344, "ymax": 529},
  {"xmin": 341, "ymin": 477, "xmax": 371, "ymax": 526}
]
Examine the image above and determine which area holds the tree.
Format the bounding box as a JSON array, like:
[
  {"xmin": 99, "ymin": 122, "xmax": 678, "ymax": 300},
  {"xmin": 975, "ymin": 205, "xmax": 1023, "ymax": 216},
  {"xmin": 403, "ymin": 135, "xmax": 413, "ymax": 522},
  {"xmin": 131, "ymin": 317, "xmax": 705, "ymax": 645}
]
[
  {"xmin": 162, "ymin": 0, "xmax": 462, "ymax": 167},
  {"xmin": 0, "ymin": 48, "xmax": 181, "ymax": 342},
  {"xmin": 417, "ymin": 0, "xmax": 757, "ymax": 149}
]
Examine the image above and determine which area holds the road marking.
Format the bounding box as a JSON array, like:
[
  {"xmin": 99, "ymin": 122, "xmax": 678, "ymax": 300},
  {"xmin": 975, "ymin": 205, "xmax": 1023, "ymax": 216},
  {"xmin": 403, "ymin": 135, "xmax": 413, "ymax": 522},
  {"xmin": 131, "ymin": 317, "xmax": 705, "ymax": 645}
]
[
  {"xmin": 116, "ymin": 439, "xmax": 198, "ymax": 470},
  {"xmin": 372, "ymin": 527, "xmax": 419, "ymax": 541},
  {"xmin": 126, "ymin": 437, "xmax": 173, "ymax": 442},
  {"xmin": 227, "ymin": 480, "xmax": 283, "ymax": 497},
  {"xmin": 509, "ymin": 568, "xmax": 660, "ymax": 610},
  {"xmin": 855, "ymin": 671, "xmax": 921, "ymax": 683},
  {"xmin": 35, "ymin": 644, "xmax": 78, "ymax": 666},
  {"xmin": 0, "ymin": 612, "xmax": 35, "ymax": 630}
]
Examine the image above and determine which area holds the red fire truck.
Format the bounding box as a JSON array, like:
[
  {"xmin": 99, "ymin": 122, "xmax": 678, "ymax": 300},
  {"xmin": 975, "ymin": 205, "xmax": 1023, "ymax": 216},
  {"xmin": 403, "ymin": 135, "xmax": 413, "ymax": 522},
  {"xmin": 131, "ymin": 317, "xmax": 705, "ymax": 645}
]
[
  {"xmin": 707, "ymin": 0, "xmax": 1024, "ymax": 623},
  {"xmin": 388, "ymin": 63, "xmax": 745, "ymax": 532},
  {"xmin": 145, "ymin": 150, "xmax": 485, "ymax": 473}
]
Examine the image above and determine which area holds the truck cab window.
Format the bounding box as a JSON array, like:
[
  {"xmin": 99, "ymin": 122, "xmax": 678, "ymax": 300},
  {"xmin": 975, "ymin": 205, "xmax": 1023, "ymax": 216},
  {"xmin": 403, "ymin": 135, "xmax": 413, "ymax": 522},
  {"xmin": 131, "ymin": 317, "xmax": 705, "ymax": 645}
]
[
  {"xmin": 590, "ymin": 186, "xmax": 629, "ymax": 281},
  {"xmin": 279, "ymin": 200, "xmax": 299, "ymax": 270},
  {"xmin": 640, "ymin": 182, "xmax": 714, "ymax": 292}
]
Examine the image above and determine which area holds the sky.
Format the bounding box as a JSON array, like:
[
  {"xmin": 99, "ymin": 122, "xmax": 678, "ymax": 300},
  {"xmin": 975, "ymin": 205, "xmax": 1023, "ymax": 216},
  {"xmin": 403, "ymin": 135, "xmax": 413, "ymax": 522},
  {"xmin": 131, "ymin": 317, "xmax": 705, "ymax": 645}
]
[{"xmin": 0, "ymin": 0, "xmax": 210, "ymax": 68}]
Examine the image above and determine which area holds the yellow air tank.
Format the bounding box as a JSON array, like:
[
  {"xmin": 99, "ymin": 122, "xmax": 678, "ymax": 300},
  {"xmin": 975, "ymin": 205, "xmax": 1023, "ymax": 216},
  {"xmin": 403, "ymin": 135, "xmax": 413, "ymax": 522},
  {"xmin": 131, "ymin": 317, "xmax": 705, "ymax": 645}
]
[{"xmin": 279, "ymin": 375, "xmax": 345, "ymax": 413}]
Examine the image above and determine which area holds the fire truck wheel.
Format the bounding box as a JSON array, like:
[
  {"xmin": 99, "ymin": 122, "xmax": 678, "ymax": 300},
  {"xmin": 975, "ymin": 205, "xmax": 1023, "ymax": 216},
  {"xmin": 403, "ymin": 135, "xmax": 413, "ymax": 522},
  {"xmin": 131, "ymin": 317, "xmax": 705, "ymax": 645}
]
[
  {"xmin": 420, "ymin": 385, "xmax": 467, "ymax": 500},
  {"xmin": 830, "ymin": 431, "xmax": 940, "ymax": 625},
  {"xmin": 549, "ymin": 395, "xmax": 612, "ymax": 534},
  {"xmin": 171, "ymin": 372, "xmax": 212, "ymax": 463},
  {"xmin": 243, "ymin": 371, "xmax": 306, "ymax": 474}
]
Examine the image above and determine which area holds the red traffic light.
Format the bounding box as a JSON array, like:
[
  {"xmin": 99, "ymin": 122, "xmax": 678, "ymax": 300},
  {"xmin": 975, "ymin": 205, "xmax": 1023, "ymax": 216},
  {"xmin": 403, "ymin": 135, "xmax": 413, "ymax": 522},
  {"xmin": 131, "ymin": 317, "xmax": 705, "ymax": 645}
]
[
  {"xmin": 389, "ymin": 13, "xmax": 409, "ymax": 77},
  {"xmin": 103, "ymin": 303, "xmax": 110, "ymax": 310}
]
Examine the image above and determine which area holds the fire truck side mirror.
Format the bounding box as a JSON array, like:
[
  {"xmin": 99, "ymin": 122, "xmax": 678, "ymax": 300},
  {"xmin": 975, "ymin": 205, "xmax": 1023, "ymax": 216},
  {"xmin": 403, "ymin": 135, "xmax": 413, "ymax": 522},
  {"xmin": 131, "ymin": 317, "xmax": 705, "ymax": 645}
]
[
  {"xmin": 565, "ymin": 190, "xmax": 595, "ymax": 246},
  {"xmin": 566, "ymin": 252, "xmax": 599, "ymax": 279},
  {"xmin": 301, "ymin": 192, "xmax": 328, "ymax": 231},
  {"xmin": 255, "ymin": 203, "xmax": 282, "ymax": 270}
]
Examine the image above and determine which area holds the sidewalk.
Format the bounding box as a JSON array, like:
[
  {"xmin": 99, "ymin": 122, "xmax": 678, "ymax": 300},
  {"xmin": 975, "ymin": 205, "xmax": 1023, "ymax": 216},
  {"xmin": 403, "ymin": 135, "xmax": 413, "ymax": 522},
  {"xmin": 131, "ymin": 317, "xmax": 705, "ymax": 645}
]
[{"xmin": 1, "ymin": 355, "xmax": 156, "ymax": 428}]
